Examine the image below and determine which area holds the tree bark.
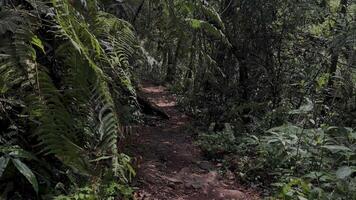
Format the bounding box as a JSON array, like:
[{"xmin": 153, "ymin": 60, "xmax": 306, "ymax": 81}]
[
  {"xmin": 326, "ymin": 0, "xmax": 348, "ymax": 101},
  {"xmin": 165, "ymin": 37, "xmax": 182, "ymax": 83}
]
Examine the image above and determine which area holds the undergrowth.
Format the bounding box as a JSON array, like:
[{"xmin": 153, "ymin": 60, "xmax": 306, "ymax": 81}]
[{"xmin": 196, "ymin": 105, "xmax": 356, "ymax": 199}]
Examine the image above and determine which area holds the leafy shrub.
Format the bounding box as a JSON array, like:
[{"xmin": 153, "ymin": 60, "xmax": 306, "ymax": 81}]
[
  {"xmin": 197, "ymin": 123, "xmax": 238, "ymax": 158},
  {"xmin": 0, "ymin": 0, "xmax": 137, "ymax": 198},
  {"xmin": 258, "ymin": 125, "xmax": 356, "ymax": 199},
  {"xmin": 196, "ymin": 121, "xmax": 356, "ymax": 199},
  {"xmin": 53, "ymin": 181, "xmax": 134, "ymax": 200}
]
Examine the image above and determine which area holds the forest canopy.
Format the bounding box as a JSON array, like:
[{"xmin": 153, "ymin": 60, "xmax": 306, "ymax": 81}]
[{"xmin": 0, "ymin": 0, "xmax": 355, "ymax": 199}]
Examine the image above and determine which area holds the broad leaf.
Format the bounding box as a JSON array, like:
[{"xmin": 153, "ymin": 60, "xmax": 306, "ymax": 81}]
[
  {"xmin": 336, "ymin": 166, "xmax": 353, "ymax": 179},
  {"xmin": 0, "ymin": 156, "xmax": 9, "ymax": 177},
  {"xmin": 31, "ymin": 35, "xmax": 45, "ymax": 54},
  {"xmin": 289, "ymin": 98, "xmax": 313, "ymax": 114},
  {"xmin": 321, "ymin": 145, "xmax": 351, "ymax": 152},
  {"xmin": 0, "ymin": 146, "xmax": 38, "ymax": 161},
  {"xmin": 349, "ymin": 131, "xmax": 356, "ymax": 140},
  {"xmin": 12, "ymin": 158, "xmax": 38, "ymax": 194}
]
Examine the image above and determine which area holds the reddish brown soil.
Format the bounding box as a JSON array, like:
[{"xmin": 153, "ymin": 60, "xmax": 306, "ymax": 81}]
[{"xmin": 131, "ymin": 83, "xmax": 259, "ymax": 200}]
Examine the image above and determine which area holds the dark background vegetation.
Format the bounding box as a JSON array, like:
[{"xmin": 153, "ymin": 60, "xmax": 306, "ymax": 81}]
[{"xmin": 0, "ymin": 0, "xmax": 355, "ymax": 199}]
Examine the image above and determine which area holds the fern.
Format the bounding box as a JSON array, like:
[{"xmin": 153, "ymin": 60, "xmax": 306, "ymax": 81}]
[
  {"xmin": 201, "ymin": 4, "xmax": 225, "ymax": 31},
  {"xmin": 185, "ymin": 18, "xmax": 232, "ymax": 48},
  {"xmin": 0, "ymin": 0, "xmax": 137, "ymax": 197},
  {"xmin": 93, "ymin": 11, "xmax": 137, "ymax": 95},
  {"xmin": 0, "ymin": 10, "xmax": 22, "ymax": 34},
  {"xmin": 52, "ymin": 23, "xmax": 119, "ymax": 177},
  {"xmin": 0, "ymin": 8, "xmax": 92, "ymax": 174},
  {"xmin": 51, "ymin": 0, "xmax": 137, "ymax": 178}
]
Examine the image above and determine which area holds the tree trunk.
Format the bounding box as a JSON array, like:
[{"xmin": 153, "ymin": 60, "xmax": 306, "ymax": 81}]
[
  {"xmin": 165, "ymin": 38, "xmax": 182, "ymax": 83},
  {"xmin": 133, "ymin": 0, "xmax": 145, "ymax": 24},
  {"xmin": 326, "ymin": 0, "xmax": 348, "ymax": 102}
]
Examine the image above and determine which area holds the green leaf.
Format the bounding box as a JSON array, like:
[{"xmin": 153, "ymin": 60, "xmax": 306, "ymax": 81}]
[
  {"xmin": 298, "ymin": 196, "xmax": 308, "ymax": 200},
  {"xmin": 11, "ymin": 158, "xmax": 38, "ymax": 194},
  {"xmin": 0, "ymin": 156, "xmax": 10, "ymax": 177},
  {"xmin": 0, "ymin": 146, "xmax": 38, "ymax": 161},
  {"xmin": 90, "ymin": 155, "xmax": 112, "ymax": 162},
  {"xmin": 336, "ymin": 166, "xmax": 353, "ymax": 179},
  {"xmin": 201, "ymin": 5, "xmax": 225, "ymax": 30},
  {"xmin": 185, "ymin": 18, "xmax": 231, "ymax": 47},
  {"xmin": 31, "ymin": 35, "xmax": 45, "ymax": 54},
  {"xmin": 289, "ymin": 98, "xmax": 313, "ymax": 114},
  {"xmin": 189, "ymin": 19, "xmax": 202, "ymax": 29},
  {"xmin": 349, "ymin": 131, "xmax": 356, "ymax": 140},
  {"xmin": 321, "ymin": 145, "xmax": 351, "ymax": 152}
]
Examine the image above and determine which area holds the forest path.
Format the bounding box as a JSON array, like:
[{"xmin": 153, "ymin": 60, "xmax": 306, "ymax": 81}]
[{"xmin": 131, "ymin": 82, "xmax": 259, "ymax": 200}]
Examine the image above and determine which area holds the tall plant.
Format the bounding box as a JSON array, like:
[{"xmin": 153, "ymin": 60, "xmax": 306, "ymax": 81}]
[{"xmin": 0, "ymin": 0, "xmax": 137, "ymax": 198}]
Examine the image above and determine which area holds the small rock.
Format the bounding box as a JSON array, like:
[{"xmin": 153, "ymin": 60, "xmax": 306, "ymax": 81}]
[
  {"xmin": 198, "ymin": 161, "xmax": 213, "ymax": 171},
  {"xmin": 217, "ymin": 188, "xmax": 245, "ymax": 199}
]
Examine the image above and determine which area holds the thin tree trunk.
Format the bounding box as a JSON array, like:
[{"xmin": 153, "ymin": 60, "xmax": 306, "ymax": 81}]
[
  {"xmin": 133, "ymin": 0, "xmax": 145, "ymax": 24},
  {"xmin": 326, "ymin": 0, "xmax": 348, "ymax": 101},
  {"xmin": 165, "ymin": 38, "xmax": 182, "ymax": 83}
]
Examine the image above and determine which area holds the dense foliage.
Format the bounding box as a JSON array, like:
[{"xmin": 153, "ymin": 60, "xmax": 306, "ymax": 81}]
[
  {"xmin": 0, "ymin": 0, "xmax": 137, "ymax": 199},
  {"xmin": 1, "ymin": 0, "xmax": 355, "ymax": 199},
  {"xmin": 128, "ymin": 0, "xmax": 355, "ymax": 199}
]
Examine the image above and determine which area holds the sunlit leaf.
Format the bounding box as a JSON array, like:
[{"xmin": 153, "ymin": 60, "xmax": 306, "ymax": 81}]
[
  {"xmin": 336, "ymin": 166, "xmax": 353, "ymax": 179},
  {"xmin": 321, "ymin": 145, "xmax": 351, "ymax": 152}
]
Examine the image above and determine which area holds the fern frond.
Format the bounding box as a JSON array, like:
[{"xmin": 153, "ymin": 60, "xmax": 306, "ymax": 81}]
[
  {"xmin": 0, "ymin": 9, "xmax": 22, "ymax": 34},
  {"xmin": 28, "ymin": 68, "xmax": 92, "ymax": 174},
  {"xmin": 93, "ymin": 11, "xmax": 137, "ymax": 95},
  {"xmin": 1, "ymin": 1, "xmax": 136, "ymax": 194},
  {"xmin": 201, "ymin": 5, "xmax": 225, "ymax": 31},
  {"xmin": 51, "ymin": 0, "xmax": 126, "ymax": 176},
  {"xmin": 185, "ymin": 18, "xmax": 232, "ymax": 48},
  {"xmin": 94, "ymin": 11, "xmax": 136, "ymax": 66},
  {"xmin": 0, "ymin": 7, "xmax": 93, "ymax": 174}
]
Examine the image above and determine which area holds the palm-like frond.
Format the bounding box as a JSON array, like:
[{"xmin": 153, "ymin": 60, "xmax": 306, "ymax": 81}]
[
  {"xmin": 0, "ymin": 9, "xmax": 23, "ymax": 34},
  {"xmin": 51, "ymin": 0, "xmax": 123, "ymax": 175},
  {"xmin": 0, "ymin": 0, "xmax": 137, "ymax": 196},
  {"xmin": 93, "ymin": 11, "xmax": 137, "ymax": 95}
]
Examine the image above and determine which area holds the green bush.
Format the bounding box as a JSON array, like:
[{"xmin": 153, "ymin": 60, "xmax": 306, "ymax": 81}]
[
  {"xmin": 197, "ymin": 123, "xmax": 238, "ymax": 158},
  {"xmin": 258, "ymin": 125, "xmax": 356, "ymax": 199},
  {"xmin": 0, "ymin": 0, "xmax": 137, "ymax": 198}
]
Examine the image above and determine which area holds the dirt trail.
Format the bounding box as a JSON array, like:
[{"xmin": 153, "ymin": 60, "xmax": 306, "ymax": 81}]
[{"xmin": 132, "ymin": 83, "xmax": 259, "ymax": 200}]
